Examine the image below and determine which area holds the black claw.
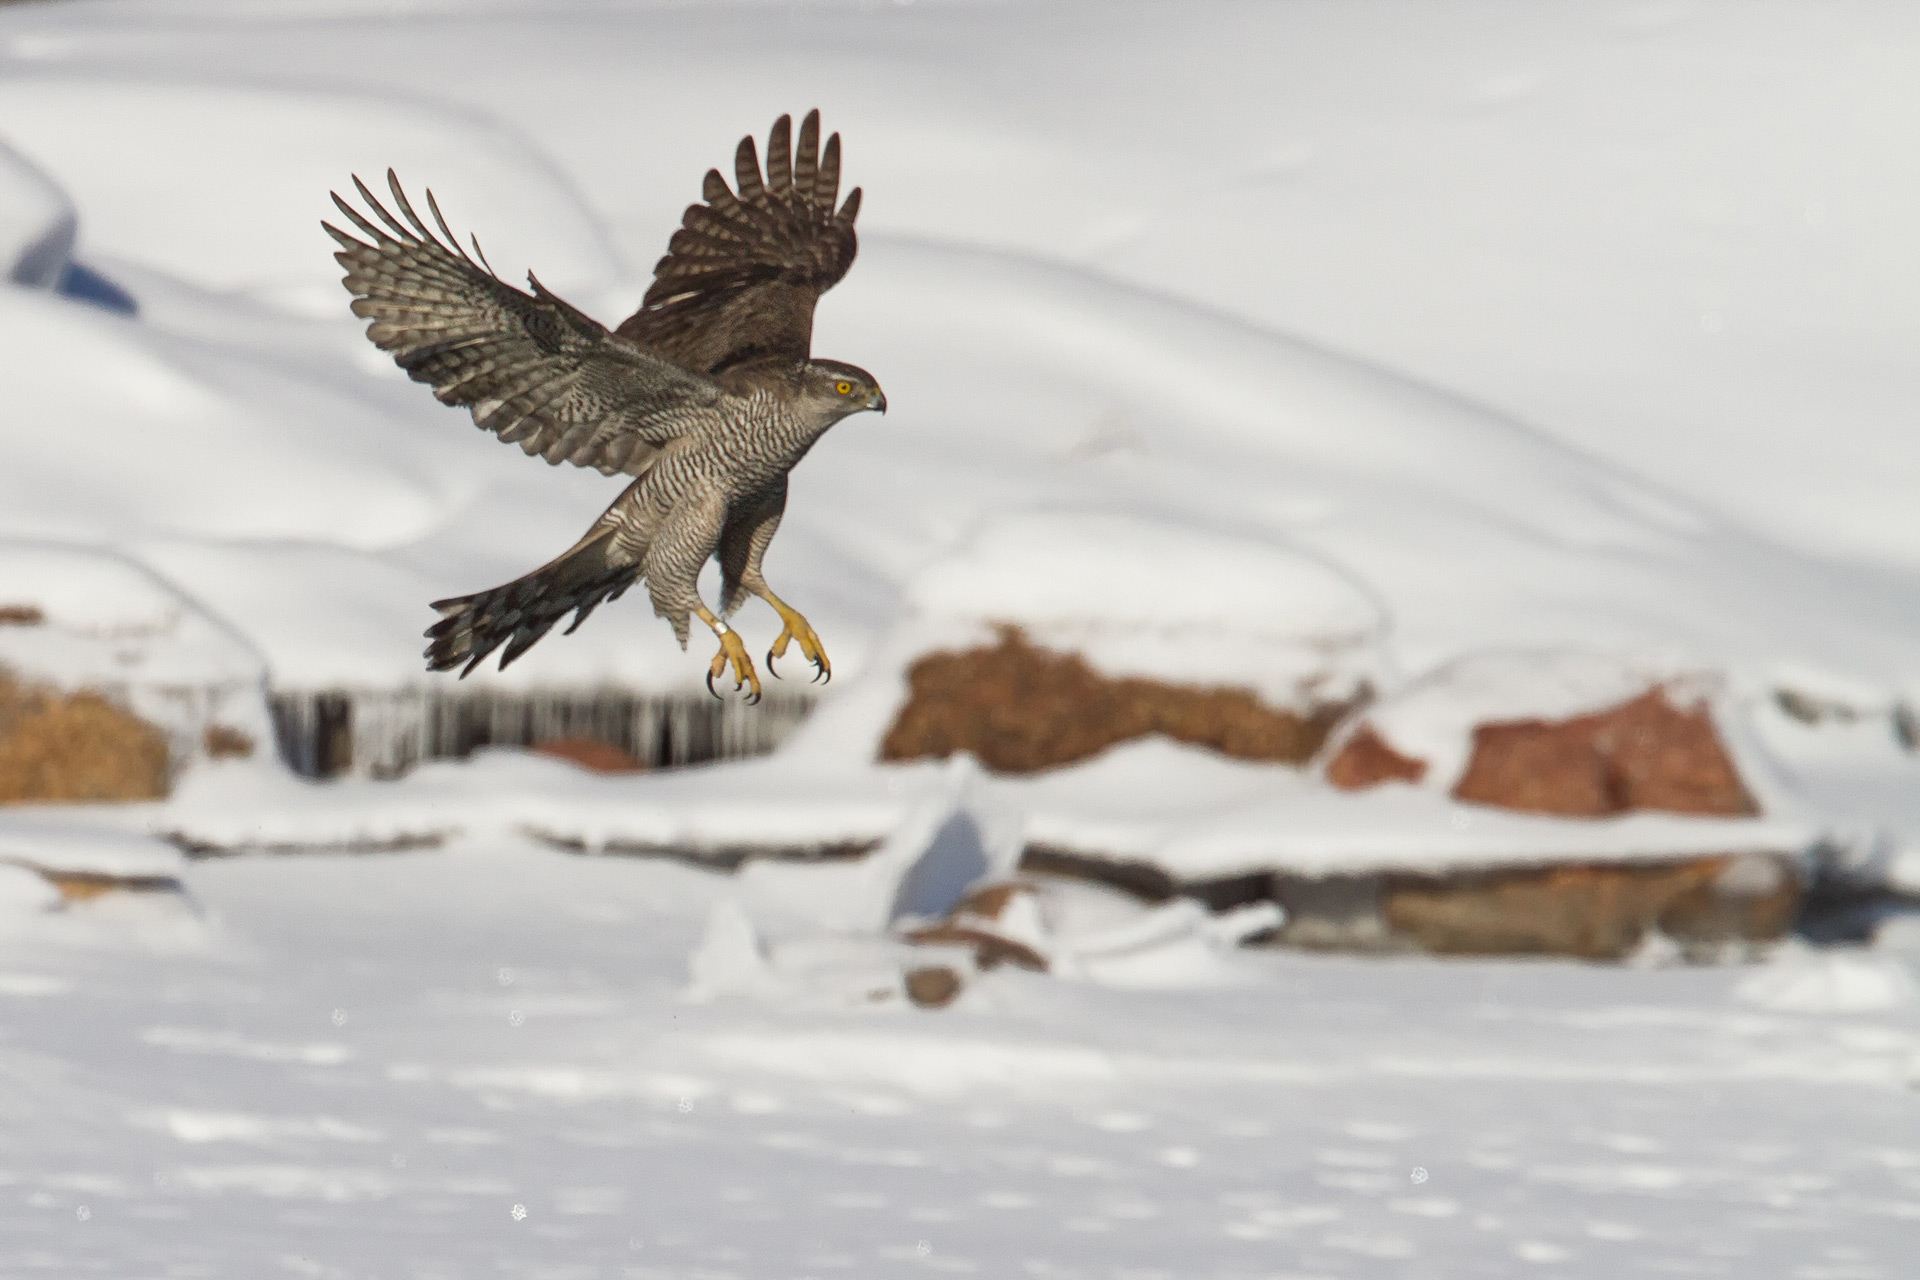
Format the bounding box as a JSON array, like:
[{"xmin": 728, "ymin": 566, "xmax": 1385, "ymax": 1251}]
[
  {"xmin": 746, "ymin": 689, "xmax": 762, "ymax": 706},
  {"xmin": 705, "ymin": 669, "xmax": 722, "ymax": 700},
  {"xmin": 766, "ymin": 649, "xmax": 781, "ymax": 679}
]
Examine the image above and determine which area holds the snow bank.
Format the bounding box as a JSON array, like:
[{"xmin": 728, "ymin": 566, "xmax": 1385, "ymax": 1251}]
[
  {"xmin": 0, "ymin": 135, "xmax": 73, "ymax": 289},
  {"xmin": 1149, "ymin": 784, "xmax": 1816, "ymax": 881},
  {"xmin": 1736, "ymin": 948, "xmax": 1916, "ymax": 1013},
  {"xmin": 0, "ymin": 287, "xmax": 456, "ymax": 549},
  {"xmin": 0, "ymin": 78, "xmax": 621, "ymax": 313}
]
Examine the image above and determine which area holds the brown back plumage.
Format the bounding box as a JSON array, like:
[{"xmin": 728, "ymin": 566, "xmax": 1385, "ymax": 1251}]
[{"xmin": 615, "ymin": 110, "xmax": 861, "ymax": 378}]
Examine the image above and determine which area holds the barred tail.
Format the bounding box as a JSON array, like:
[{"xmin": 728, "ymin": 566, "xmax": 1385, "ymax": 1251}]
[{"xmin": 425, "ymin": 528, "xmax": 638, "ymax": 676}]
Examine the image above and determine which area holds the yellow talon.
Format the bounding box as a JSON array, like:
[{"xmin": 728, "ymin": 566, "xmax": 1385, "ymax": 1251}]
[
  {"xmin": 767, "ymin": 607, "xmax": 831, "ymax": 684},
  {"xmin": 706, "ymin": 628, "xmax": 762, "ymax": 703}
]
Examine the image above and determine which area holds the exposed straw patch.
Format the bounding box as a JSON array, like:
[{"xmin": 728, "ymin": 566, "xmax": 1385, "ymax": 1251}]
[{"xmin": 0, "ymin": 669, "xmax": 172, "ymax": 804}]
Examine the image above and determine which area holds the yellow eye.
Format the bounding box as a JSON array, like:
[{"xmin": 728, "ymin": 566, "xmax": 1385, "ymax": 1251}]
[{"xmin": 835, "ymin": 380, "xmax": 852, "ymax": 395}]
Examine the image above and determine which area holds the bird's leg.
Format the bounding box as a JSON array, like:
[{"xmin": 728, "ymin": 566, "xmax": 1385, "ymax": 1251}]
[
  {"xmin": 697, "ymin": 605, "xmax": 762, "ymax": 703},
  {"xmin": 757, "ymin": 587, "xmax": 831, "ymax": 684}
]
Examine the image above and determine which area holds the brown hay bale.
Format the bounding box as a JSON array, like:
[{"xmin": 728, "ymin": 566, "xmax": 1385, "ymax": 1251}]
[
  {"xmin": 1382, "ymin": 854, "xmax": 1798, "ymax": 959},
  {"xmin": 1657, "ymin": 853, "xmax": 1801, "ymax": 944},
  {"xmin": 1599, "ymin": 690, "xmax": 1757, "ymax": 815},
  {"xmin": 1384, "ymin": 860, "xmax": 1714, "ymax": 958},
  {"xmin": 1453, "ymin": 689, "xmax": 1756, "ymax": 817},
  {"xmin": 1325, "ymin": 723, "xmax": 1428, "ymax": 789},
  {"xmin": 0, "ymin": 670, "xmax": 171, "ymax": 804},
  {"xmin": 880, "ymin": 626, "xmax": 1347, "ymax": 773},
  {"xmin": 1453, "ymin": 719, "xmax": 1614, "ymax": 816}
]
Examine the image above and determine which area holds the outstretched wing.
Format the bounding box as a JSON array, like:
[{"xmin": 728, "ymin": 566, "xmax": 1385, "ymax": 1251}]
[
  {"xmin": 327, "ymin": 171, "xmax": 723, "ymax": 476},
  {"xmin": 616, "ymin": 110, "xmax": 861, "ymax": 377}
]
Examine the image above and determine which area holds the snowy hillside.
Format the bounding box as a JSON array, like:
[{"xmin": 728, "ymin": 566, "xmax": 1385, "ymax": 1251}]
[{"xmin": 1, "ymin": 2, "xmax": 1919, "ymax": 1273}]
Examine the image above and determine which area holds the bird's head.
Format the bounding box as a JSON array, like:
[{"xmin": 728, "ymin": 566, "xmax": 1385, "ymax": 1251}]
[{"xmin": 801, "ymin": 359, "xmax": 887, "ymax": 419}]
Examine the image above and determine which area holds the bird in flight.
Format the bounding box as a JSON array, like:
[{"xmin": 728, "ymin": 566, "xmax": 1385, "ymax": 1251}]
[{"xmin": 325, "ymin": 110, "xmax": 882, "ymax": 700}]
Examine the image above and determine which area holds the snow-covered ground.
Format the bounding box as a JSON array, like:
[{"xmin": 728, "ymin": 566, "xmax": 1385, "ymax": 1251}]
[
  {"xmin": 4, "ymin": 0, "xmax": 1920, "ymax": 1271},
  {"xmin": 7, "ymin": 844, "xmax": 1920, "ymax": 1277},
  {"xmin": 11, "ymin": 840, "xmax": 1920, "ymax": 1280}
]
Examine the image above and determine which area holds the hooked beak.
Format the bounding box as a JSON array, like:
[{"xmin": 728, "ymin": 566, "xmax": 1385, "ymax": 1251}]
[{"xmin": 867, "ymin": 387, "xmax": 887, "ymax": 415}]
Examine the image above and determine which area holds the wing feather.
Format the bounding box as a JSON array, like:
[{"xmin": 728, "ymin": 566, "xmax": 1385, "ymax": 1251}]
[
  {"xmin": 326, "ymin": 171, "xmax": 724, "ymax": 476},
  {"xmin": 765, "ymin": 114, "xmax": 792, "ymax": 192},
  {"xmin": 616, "ymin": 109, "xmax": 861, "ymax": 377},
  {"xmin": 734, "ymin": 136, "xmax": 764, "ymax": 200}
]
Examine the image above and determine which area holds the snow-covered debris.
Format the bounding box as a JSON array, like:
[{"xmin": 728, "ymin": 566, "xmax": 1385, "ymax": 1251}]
[
  {"xmin": 1741, "ymin": 675, "xmax": 1920, "ymax": 894},
  {"xmin": 1052, "ymin": 898, "xmax": 1252, "ymax": 989},
  {"xmin": 1149, "ymin": 782, "xmax": 1814, "ymax": 881},
  {"xmin": 0, "ymin": 541, "xmax": 259, "ymax": 687},
  {"xmin": 685, "ymin": 897, "xmax": 959, "ymax": 1009},
  {"xmin": 903, "ymin": 874, "xmax": 1286, "ymax": 989},
  {"xmin": 1340, "ymin": 651, "xmax": 1705, "ymax": 793},
  {"xmin": 905, "ymin": 510, "xmax": 1382, "ymax": 703},
  {"xmin": 0, "ymin": 815, "xmax": 182, "ymax": 882},
  {"xmin": 1320, "ymin": 650, "xmax": 1774, "ymax": 828},
  {"xmin": 0, "ymin": 541, "xmax": 271, "ymax": 776}
]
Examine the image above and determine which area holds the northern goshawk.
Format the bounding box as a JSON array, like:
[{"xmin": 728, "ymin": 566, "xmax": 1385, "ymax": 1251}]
[{"xmin": 325, "ymin": 110, "xmax": 883, "ymax": 700}]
